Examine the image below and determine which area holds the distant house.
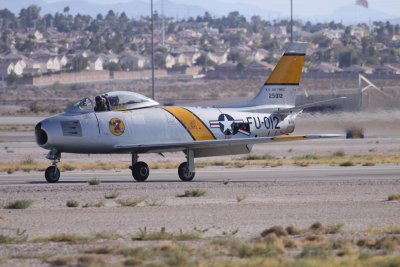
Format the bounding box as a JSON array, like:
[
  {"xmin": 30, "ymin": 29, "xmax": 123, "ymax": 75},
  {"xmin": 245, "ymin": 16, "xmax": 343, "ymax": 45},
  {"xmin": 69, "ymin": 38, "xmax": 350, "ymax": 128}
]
[
  {"xmin": 343, "ymin": 65, "xmax": 373, "ymax": 74},
  {"xmin": 59, "ymin": 55, "xmax": 68, "ymax": 67},
  {"xmin": 208, "ymin": 50, "xmax": 229, "ymax": 65},
  {"xmin": 165, "ymin": 54, "xmax": 176, "ymax": 68},
  {"xmin": 372, "ymin": 65, "xmax": 396, "ymax": 75},
  {"xmin": 100, "ymin": 53, "xmax": 119, "ymax": 65},
  {"xmin": 309, "ymin": 62, "xmax": 342, "ymax": 73},
  {"xmin": 251, "ymin": 49, "xmax": 269, "ymax": 62},
  {"xmin": 0, "ymin": 59, "xmax": 25, "ymax": 80},
  {"xmin": 88, "ymin": 56, "xmax": 104, "ymax": 71},
  {"xmin": 29, "ymin": 53, "xmax": 61, "ymax": 72},
  {"xmin": 119, "ymin": 52, "xmax": 148, "ymax": 70}
]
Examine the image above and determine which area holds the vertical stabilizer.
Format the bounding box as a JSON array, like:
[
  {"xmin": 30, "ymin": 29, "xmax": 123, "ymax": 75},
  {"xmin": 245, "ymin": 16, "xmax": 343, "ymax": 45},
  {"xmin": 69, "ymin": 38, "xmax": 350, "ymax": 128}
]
[{"xmin": 248, "ymin": 42, "xmax": 307, "ymax": 109}]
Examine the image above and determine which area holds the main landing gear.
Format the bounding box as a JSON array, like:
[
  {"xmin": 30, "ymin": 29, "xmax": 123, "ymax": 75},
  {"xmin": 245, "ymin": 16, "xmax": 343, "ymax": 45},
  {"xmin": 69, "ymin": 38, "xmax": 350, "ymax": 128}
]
[
  {"xmin": 129, "ymin": 154, "xmax": 150, "ymax": 182},
  {"xmin": 130, "ymin": 149, "xmax": 196, "ymax": 182},
  {"xmin": 44, "ymin": 149, "xmax": 61, "ymax": 183}
]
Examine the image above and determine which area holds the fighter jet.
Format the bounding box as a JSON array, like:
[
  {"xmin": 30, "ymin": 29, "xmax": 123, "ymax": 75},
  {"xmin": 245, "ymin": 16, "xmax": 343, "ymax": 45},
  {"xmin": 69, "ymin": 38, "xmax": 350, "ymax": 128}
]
[{"xmin": 35, "ymin": 42, "xmax": 342, "ymax": 183}]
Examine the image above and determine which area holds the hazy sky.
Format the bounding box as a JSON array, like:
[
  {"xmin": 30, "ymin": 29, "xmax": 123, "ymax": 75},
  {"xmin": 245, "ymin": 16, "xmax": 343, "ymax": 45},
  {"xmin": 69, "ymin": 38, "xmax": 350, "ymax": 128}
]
[{"xmin": 45, "ymin": 0, "xmax": 400, "ymax": 17}]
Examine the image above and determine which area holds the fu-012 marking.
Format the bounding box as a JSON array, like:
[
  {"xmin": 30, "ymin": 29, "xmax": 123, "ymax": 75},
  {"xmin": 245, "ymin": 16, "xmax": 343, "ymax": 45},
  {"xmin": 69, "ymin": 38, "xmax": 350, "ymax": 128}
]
[{"xmin": 246, "ymin": 116, "xmax": 281, "ymax": 130}]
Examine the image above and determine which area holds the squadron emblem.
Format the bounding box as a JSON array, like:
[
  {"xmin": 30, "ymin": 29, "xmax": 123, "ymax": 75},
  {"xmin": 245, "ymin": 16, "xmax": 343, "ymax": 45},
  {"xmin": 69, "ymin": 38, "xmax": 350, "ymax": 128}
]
[{"xmin": 109, "ymin": 118, "xmax": 125, "ymax": 136}]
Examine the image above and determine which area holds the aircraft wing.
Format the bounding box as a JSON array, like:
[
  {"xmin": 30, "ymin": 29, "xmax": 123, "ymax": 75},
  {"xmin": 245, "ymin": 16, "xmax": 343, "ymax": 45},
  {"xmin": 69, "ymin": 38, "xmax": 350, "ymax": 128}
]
[{"xmin": 114, "ymin": 134, "xmax": 343, "ymax": 154}]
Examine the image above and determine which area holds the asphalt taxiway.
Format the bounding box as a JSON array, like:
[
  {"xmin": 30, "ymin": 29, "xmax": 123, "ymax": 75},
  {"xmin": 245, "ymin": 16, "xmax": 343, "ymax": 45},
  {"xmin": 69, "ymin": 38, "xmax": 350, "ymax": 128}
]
[{"xmin": 0, "ymin": 165, "xmax": 399, "ymax": 185}]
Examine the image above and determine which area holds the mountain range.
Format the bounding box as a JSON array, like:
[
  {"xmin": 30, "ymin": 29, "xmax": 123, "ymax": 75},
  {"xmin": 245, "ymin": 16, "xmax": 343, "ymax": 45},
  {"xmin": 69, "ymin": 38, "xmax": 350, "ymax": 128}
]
[{"xmin": 2, "ymin": 0, "xmax": 398, "ymax": 25}]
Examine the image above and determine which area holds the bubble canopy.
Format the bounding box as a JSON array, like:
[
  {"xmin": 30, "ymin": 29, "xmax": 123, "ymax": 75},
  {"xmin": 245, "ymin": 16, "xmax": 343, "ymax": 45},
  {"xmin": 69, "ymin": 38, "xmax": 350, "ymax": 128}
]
[{"xmin": 66, "ymin": 91, "xmax": 160, "ymax": 114}]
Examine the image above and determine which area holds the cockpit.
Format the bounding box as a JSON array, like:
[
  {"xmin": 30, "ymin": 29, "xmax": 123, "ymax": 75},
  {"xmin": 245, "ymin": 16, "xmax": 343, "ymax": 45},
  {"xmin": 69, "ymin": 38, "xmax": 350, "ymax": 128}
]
[{"xmin": 66, "ymin": 91, "xmax": 160, "ymax": 114}]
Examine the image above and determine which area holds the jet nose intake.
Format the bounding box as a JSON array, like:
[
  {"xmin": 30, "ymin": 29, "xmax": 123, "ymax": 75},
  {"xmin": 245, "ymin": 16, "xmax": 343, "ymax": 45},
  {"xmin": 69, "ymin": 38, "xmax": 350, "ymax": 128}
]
[{"xmin": 35, "ymin": 122, "xmax": 48, "ymax": 146}]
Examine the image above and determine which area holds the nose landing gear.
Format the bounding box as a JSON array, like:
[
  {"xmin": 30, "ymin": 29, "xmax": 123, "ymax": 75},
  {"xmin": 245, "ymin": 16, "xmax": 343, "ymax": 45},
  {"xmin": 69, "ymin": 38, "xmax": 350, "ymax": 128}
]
[{"xmin": 44, "ymin": 150, "xmax": 61, "ymax": 183}]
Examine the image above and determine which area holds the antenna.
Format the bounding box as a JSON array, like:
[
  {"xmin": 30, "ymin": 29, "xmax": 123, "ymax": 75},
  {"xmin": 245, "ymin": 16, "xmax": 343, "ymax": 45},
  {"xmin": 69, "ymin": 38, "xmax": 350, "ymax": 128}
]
[
  {"xmin": 290, "ymin": 0, "xmax": 293, "ymax": 43},
  {"xmin": 151, "ymin": 0, "xmax": 155, "ymax": 100},
  {"xmin": 161, "ymin": 0, "xmax": 165, "ymax": 46}
]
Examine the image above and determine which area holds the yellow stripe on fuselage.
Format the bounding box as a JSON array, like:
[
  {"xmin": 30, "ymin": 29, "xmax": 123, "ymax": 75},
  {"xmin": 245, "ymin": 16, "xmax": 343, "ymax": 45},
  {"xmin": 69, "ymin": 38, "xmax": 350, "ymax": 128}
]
[
  {"xmin": 162, "ymin": 107, "xmax": 216, "ymax": 141},
  {"xmin": 265, "ymin": 54, "xmax": 305, "ymax": 85},
  {"xmin": 272, "ymin": 135, "xmax": 306, "ymax": 142}
]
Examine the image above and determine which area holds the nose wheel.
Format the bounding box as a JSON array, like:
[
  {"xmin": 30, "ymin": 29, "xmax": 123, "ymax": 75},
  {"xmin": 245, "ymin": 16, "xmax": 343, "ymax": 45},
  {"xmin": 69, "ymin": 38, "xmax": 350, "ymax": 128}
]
[
  {"xmin": 44, "ymin": 149, "xmax": 61, "ymax": 183},
  {"xmin": 45, "ymin": 165, "xmax": 60, "ymax": 183}
]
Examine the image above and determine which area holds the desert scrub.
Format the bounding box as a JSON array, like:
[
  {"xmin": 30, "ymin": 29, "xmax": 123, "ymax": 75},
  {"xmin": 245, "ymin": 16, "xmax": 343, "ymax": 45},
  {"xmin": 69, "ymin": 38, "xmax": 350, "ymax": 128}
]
[
  {"xmin": 87, "ymin": 178, "xmax": 101, "ymax": 185},
  {"xmin": 177, "ymin": 189, "xmax": 206, "ymax": 197},
  {"xmin": 117, "ymin": 198, "xmax": 143, "ymax": 207},
  {"xmin": 4, "ymin": 199, "xmax": 33, "ymax": 209},
  {"xmin": 34, "ymin": 233, "xmax": 93, "ymax": 243},
  {"xmin": 66, "ymin": 200, "xmax": 79, "ymax": 208},
  {"xmin": 133, "ymin": 227, "xmax": 201, "ymax": 241},
  {"xmin": 261, "ymin": 226, "xmax": 288, "ymax": 238},
  {"xmin": 82, "ymin": 201, "xmax": 105, "ymax": 208},
  {"xmin": 236, "ymin": 195, "xmax": 246, "ymax": 202},
  {"xmin": 144, "ymin": 199, "xmax": 165, "ymax": 206},
  {"xmin": 332, "ymin": 149, "xmax": 345, "ymax": 157},
  {"xmin": 0, "ymin": 229, "xmax": 28, "ymax": 244},
  {"xmin": 339, "ymin": 161, "xmax": 354, "ymax": 167},
  {"xmin": 104, "ymin": 190, "xmax": 120, "ymax": 199},
  {"xmin": 388, "ymin": 194, "xmax": 400, "ymax": 201}
]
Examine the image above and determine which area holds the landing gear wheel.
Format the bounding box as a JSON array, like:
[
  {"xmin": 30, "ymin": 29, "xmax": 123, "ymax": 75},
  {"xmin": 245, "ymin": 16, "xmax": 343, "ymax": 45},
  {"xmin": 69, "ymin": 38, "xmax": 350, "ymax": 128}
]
[
  {"xmin": 178, "ymin": 162, "xmax": 195, "ymax": 182},
  {"xmin": 45, "ymin": 166, "xmax": 60, "ymax": 183},
  {"xmin": 131, "ymin": 161, "xmax": 149, "ymax": 182}
]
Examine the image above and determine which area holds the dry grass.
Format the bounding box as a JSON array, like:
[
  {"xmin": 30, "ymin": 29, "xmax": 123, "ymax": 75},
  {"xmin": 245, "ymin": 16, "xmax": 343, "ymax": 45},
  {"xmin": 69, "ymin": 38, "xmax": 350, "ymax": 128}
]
[
  {"xmin": 388, "ymin": 194, "xmax": 400, "ymax": 201},
  {"xmin": 236, "ymin": 195, "xmax": 246, "ymax": 203},
  {"xmin": 0, "ymin": 229, "xmax": 28, "ymax": 244},
  {"xmin": 47, "ymin": 256, "xmax": 76, "ymax": 266},
  {"xmin": 177, "ymin": 188, "xmax": 207, "ymax": 197},
  {"xmin": 82, "ymin": 200, "xmax": 105, "ymax": 208},
  {"xmin": 0, "ymin": 153, "xmax": 400, "ymax": 173},
  {"xmin": 34, "ymin": 233, "xmax": 94, "ymax": 243},
  {"xmin": 117, "ymin": 198, "xmax": 143, "ymax": 207},
  {"xmin": 144, "ymin": 199, "xmax": 165, "ymax": 206},
  {"xmin": 104, "ymin": 190, "xmax": 120, "ymax": 199},
  {"xmin": 2, "ymin": 222, "xmax": 400, "ymax": 267},
  {"xmin": 133, "ymin": 227, "xmax": 201, "ymax": 241},
  {"xmin": 77, "ymin": 255, "xmax": 107, "ymax": 266},
  {"xmin": 364, "ymin": 225, "xmax": 400, "ymax": 235},
  {"xmin": 4, "ymin": 199, "xmax": 33, "ymax": 209},
  {"xmin": 261, "ymin": 226, "xmax": 288, "ymax": 238}
]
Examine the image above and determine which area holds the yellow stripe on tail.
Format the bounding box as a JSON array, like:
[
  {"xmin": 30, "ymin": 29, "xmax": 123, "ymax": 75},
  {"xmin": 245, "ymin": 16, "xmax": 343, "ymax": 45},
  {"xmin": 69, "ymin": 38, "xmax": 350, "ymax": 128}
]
[{"xmin": 265, "ymin": 54, "xmax": 305, "ymax": 85}]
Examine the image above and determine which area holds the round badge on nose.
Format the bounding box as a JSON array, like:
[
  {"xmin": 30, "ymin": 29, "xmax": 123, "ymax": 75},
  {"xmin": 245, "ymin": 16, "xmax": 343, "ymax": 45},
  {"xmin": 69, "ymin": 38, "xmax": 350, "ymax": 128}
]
[{"xmin": 109, "ymin": 118, "xmax": 125, "ymax": 136}]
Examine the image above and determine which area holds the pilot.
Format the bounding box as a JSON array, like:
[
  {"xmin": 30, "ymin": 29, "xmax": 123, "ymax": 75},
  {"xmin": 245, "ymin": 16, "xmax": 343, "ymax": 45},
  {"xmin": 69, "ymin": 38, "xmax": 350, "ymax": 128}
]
[{"xmin": 94, "ymin": 96, "xmax": 107, "ymax": 112}]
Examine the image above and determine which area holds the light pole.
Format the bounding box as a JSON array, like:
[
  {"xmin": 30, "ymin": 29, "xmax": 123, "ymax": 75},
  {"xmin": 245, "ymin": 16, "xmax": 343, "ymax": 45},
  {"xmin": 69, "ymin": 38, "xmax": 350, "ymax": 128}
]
[
  {"xmin": 290, "ymin": 0, "xmax": 293, "ymax": 43},
  {"xmin": 151, "ymin": 0, "xmax": 155, "ymax": 100}
]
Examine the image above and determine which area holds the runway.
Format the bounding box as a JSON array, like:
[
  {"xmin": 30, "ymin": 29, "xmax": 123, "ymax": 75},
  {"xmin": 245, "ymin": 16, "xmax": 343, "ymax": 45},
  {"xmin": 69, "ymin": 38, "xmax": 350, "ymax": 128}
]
[{"xmin": 0, "ymin": 165, "xmax": 399, "ymax": 185}]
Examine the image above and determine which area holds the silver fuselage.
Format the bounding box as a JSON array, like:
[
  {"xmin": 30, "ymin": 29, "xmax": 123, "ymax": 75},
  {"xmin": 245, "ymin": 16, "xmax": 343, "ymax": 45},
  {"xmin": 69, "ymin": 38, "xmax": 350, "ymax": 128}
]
[{"xmin": 36, "ymin": 106, "xmax": 296, "ymax": 157}]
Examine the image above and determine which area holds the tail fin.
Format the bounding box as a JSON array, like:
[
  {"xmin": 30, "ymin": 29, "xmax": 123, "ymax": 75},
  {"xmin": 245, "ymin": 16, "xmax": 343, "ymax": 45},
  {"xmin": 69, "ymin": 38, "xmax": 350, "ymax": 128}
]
[{"xmin": 248, "ymin": 42, "xmax": 307, "ymax": 109}]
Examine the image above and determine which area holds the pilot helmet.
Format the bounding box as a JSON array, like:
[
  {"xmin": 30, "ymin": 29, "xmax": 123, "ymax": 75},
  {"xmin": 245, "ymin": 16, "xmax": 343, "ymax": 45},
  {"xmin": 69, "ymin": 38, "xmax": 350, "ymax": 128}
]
[{"xmin": 95, "ymin": 96, "xmax": 102, "ymax": 103}]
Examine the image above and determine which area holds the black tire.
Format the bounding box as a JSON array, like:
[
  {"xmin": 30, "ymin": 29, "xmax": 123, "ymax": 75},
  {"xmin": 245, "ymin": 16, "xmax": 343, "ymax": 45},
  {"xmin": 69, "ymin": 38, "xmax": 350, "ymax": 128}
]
[
  {"xmin": 178, "ymin": 162, "xmax": 195, "ymax": 182},
  {"xmin": 45, "ymin": 166, "xmax": 60, "ymax": 183},
  {"xmin": 131, "ymin": 161, "xmax": 149, "ymax": 182}
]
